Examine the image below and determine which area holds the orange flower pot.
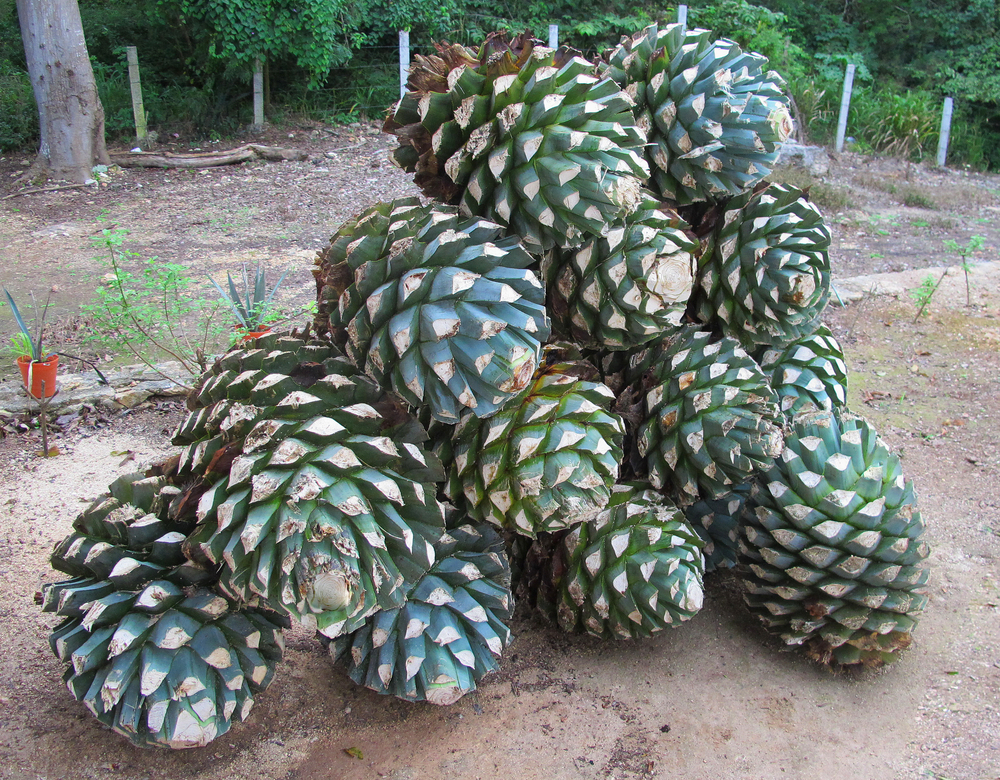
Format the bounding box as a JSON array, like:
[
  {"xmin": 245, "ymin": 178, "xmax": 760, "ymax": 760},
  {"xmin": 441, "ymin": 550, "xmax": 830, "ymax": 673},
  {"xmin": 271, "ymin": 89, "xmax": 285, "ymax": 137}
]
[
  {"xmin": 17, "ymin": 354, "xmax": 58, "ymax": 399},
  {"xmin": 236, "ymin": 326, "xmax": 272, "ymax": 343}
]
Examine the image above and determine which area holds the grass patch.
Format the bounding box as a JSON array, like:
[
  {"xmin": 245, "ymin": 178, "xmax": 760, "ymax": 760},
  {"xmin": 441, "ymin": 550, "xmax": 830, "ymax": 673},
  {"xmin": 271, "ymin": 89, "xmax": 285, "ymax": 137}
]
[
  {"xmin": 929, "ymin": 215, "xmax": 957, "ymax": 230},
  {"xmin": 766, "ymin": 167, "xmax": 854, "ymax": 212},
  {"xmin": 851, "ymin": 172, "xmax": 900, "ymax": 194},
  {"xmin": 807, "ymin": 183, "xmax": 854, "ymax": 212},
  {"xmin": 898, "ymin": 186, "xmax": 938, "ymax": 209},
  {"xmin": 768, "ymin": 166, "xmax": 817, "ymax": 191},
  {"xmin": 929, "ymin": 182, "xmax": 1000, "ymax": 210}
]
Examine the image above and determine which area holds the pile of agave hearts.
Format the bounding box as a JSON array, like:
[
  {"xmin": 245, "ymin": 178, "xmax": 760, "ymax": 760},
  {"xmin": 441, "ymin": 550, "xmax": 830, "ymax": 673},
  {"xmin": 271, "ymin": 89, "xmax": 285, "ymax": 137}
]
[{"xmin": 41, "ymin": 24, "xmax": 928, "ymax": 749}]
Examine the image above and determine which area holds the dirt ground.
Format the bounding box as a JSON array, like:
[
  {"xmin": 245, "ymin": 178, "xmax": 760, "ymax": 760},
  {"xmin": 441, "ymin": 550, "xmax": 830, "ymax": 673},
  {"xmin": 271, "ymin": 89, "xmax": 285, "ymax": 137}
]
[{"xmin": 0, "ymin": 125, "xmax": 998, "ymax": 780}]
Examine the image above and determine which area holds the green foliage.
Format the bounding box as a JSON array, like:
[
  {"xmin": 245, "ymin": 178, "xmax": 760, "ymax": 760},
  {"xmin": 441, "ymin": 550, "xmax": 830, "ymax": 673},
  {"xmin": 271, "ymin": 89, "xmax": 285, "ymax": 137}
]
[
  {"xmin": 7, "ymin": 332, "xmax": 30, "ymax": 359},
  {"xmin": 465, "ymin": 0, "xmax": 662, "ymax": 55},
  {"xmin": 274, "ymin": 54, "xmax": 399, "ymax": 125},
  {"xmin": 811, "ymin": 52, "xmax": 872, "ymax": 84},
  {"xmin": 1, "ymin": 0, "xmax": 32, "ymax": 149},
  {"xmin": 3, "ymin": 0, "xmax": 1000, "ymax": 169},
  {"xmin": 909, "ymin": 235, "xmax": 984, "ymax": 320},
  {"xmin": 939, "ymin": 43, "xmax": 1000, "ymax": 107},
  {"xmin": 689, "ymin": 0, "xmax": 808, "ymax": 79},
  {"xmin": 91, "ymin": 59, "xmax": 137, "ymax": 141},
  {"xmin": 152, "ymin": 0, "xmax": 351, "ymax": 87},
  {"xmin": 81, "ymin": 228, "xmax": 228, "ymax": 381},
  {"xmin": 779, "ymin": 75, "xmax": 830, "ymax": 144},
  {"xmin": 151, "ymin": 0, "xmax": 464, "ymax": 87},
  {"xmin": 0, "ymin": 62, "xmax": 37, "ymax": 151},
  {"xmin": 749, "ymin": 0, "xmax": 862, "ymax": 55},
  {"xmin": 948, "ymin": 101, "xmax": 1000, "ymax": 171},
  {"xmin": 898, "ymin": 186, "xmax": 937, "ymax": 210}
]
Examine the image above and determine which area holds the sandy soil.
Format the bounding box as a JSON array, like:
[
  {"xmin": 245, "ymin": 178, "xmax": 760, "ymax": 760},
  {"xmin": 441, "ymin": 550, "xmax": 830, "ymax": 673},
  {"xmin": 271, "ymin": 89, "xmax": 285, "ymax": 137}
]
[{"xmin": 0, "ymin": 126, "xmax": 998, "ymax": 780}]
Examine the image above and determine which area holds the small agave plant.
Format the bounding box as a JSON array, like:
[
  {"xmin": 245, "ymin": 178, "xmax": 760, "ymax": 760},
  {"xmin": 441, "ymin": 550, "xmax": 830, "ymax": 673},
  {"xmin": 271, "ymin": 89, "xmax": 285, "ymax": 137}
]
[
  {"xmin": 208, "ymin": 263, "xmax": 289, "ymax": 338},
  {"xmin": 42, "ymin": 20, "xmax": 929, "ymax": 751},
  {"xmin": 5, "ymin": 287, "xmax": 58, "ymax": 400}
]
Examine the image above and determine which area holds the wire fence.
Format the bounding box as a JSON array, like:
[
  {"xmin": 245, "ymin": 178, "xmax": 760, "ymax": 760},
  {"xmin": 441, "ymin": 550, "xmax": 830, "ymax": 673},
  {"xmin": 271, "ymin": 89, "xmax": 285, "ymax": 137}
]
[
  {"xmin": 263, "ymin": 39, "xmax": 446, "ymax": 116},
  {"xmin": 259, "ymin": 24, "xmax": 627, "ymax": 117},
  {"xmin": 119, "ymin": 4, "xmax": 960, "ymax": 166}
]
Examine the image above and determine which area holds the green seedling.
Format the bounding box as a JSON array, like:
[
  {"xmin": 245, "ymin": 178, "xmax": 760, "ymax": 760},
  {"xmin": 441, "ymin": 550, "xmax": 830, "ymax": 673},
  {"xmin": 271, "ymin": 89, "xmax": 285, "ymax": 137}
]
[
  {"xmin": 943, "ymin": 235, "xmax": 985, "ymax": 306},
  {"xmin": 910, "ymin": 273, "xmax": 942, "ymax": 322}
]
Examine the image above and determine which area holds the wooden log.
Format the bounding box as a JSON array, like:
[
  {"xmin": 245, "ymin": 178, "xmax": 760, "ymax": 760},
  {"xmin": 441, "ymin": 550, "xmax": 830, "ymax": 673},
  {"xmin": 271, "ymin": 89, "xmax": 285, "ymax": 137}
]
[{"xmin": 110, "ymin": 144, "xmax": 308, "ymax": 169}]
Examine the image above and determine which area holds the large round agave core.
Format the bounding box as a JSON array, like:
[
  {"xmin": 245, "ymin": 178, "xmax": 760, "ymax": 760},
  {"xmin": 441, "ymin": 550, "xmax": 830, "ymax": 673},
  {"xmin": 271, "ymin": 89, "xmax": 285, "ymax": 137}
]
[{"xmin": 739, "ymin": 409, "xmax": 930, "ymax": 666}]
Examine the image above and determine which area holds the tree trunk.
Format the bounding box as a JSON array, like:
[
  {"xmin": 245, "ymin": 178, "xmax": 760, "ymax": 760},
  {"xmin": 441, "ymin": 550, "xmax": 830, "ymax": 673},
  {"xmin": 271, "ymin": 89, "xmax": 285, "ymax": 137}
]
[{"xmin": 16, "ymin": 0, "xmax": 111, "ymax": 184}]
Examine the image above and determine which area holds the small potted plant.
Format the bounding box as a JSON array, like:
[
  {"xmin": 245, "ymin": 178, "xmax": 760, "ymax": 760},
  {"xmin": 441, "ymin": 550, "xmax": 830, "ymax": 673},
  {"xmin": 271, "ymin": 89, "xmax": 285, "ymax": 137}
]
[
  {"xmin": 208, "ymin": 263, "xmax": 289, "ymax": 343},
  {"xmin": 5, "ymin": 288, "xmax": 57, "ymax": 399}
]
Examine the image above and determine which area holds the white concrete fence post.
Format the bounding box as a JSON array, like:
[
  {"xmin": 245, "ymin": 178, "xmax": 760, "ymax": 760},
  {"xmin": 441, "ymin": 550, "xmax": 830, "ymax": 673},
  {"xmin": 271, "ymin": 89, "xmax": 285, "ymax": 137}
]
[
  {"xmin": 835, "ymin": 63, "xmax": 856, "ymax": 153},
  {"xmin": 399, "ymin": 30, "xmax": 410, "ymax": 100},
  {"xmin": 125, "ymin": 46, "xmax": 147, "ymax": 144},
  {"xmin": 937, "ymin": 97, "xmax": 954, "ymax": 168},
  {"xmin": 252, "ymin": 57, "xmax": 264, "ymax": 130}
]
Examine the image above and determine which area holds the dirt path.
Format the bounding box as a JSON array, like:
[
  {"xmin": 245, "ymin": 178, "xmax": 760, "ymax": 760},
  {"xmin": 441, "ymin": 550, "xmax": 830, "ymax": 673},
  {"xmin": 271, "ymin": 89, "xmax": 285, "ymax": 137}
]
[{"xmin": 0, "ymin": 129, "xmax": 998, "ymax": 779}]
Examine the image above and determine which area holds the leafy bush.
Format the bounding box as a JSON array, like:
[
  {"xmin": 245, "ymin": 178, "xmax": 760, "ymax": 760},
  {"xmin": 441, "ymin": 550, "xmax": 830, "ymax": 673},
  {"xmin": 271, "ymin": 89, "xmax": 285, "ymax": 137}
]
[
  {"xmin": 947, "ymin": 102, "xmax": 1000, "ymax": 170},
  {"xmin": 274, "ymin": 49, "xmax": 399, "ymax": 125},
  {"xmin": 689, "ymin": 0, "xmax": 809, "ymax": 80},
  {"xmin": 81, "ymin": 227, "xmax": 229, "ymax": 382},
  {"xmin": 464, "ymin": 0, "xmax": 661, "ymax": 56},
  {"xmin": 852, "ymin": 89, "xmax": 939, "ymax": 162},
  {"xmin": 91, "ymin": 59, "xmax": 137, "ymax": 142},
  {"xmin": 782, "ymin": 73, "xmax": 836, "ymax": 144},
  {"xmin": 0, "ymin": 62, "xmax": 36, "ymax": 151}
]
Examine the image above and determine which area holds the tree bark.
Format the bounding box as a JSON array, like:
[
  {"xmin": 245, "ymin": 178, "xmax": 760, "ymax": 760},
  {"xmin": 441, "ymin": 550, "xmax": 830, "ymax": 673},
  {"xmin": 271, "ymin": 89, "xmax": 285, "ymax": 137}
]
[{"xmin": 17, "ymin": 0, "xmax": 111, "ymax": 184}]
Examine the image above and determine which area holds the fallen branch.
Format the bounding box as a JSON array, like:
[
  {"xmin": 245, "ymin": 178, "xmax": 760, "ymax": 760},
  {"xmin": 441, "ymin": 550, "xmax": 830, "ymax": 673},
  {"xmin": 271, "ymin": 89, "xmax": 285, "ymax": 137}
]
[
  {"xmin": 1, "ymin": 182, "xmax": 89, "ymax": 200},
  {"xmin": 110, "ymin": 144, "xmax": 308, "ymax": 169},
  {"xmin": 322, "ymin": 138, "xmax": 368, "ymax": 153}
]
